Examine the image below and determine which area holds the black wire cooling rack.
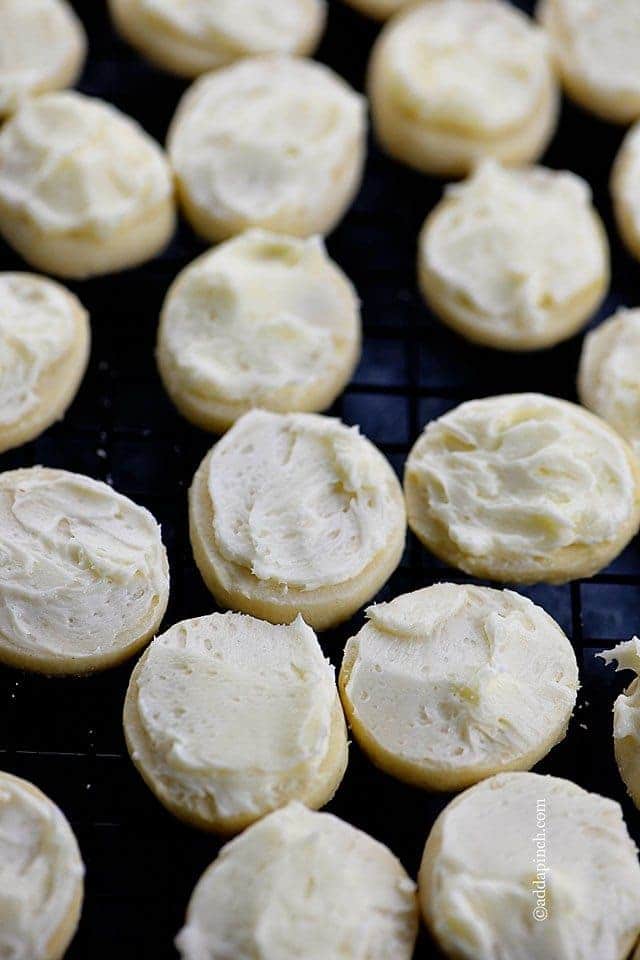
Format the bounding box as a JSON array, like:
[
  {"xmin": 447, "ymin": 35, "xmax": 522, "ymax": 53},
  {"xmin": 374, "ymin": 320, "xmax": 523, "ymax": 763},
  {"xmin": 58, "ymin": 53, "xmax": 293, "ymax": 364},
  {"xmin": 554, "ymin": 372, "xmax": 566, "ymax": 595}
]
[{"xmin": 1, "ymin": 1, "xmax": 640, "ymax": 956}]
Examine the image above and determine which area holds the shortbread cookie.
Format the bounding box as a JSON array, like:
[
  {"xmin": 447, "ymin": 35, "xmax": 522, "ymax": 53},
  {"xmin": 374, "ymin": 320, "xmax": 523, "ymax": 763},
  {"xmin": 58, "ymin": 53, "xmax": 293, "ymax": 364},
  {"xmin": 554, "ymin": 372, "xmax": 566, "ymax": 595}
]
[
  {"xmin": 0, "ymin": 0, "xmax": 86, "ymax": 119},
  {"xmin": 599, "ymin": 638, "xmax": 640, "ymax": 810},
  {"xmin": 418, "ymin": 161, "xmax": 609, "ymax": 350},
  {"xmin": 419, "ymin": 772, "xmax": 640, "ymax": 960},
  {"xmin": 157, "ymin": 230, "xmax": 361, "ymax": 432},
  {"xmin": 0, "ymin": 467, "xmax": 169, "ymax": 674},
  {"xmin": 108, "ymin": 0, "xmax": 326, "ymax": 77},
  {"xmin": 611, "ymin": 123, "xmax": 640, "ymax": 262},
  {"xmin": 124, "ymin": 612, "xmax": 348, "ymax": 834},
  {"xmin": 344, "ymin": 0, "xmax": 413, "ymax": 20},
  {"xmin": 578, "ymin": 308, "xmax": 640, "ymax": 463},
  {"xmin": 404, "ymin": 393, "xmax": 640, "ymax": 584},
  {"xmin": 167, "ymin": 56, "xmax": 366, "ymax": 242},
  {"xmin": 0, "ymin": 771, "xmax": 84, "ymax": 960},
  {"xmin": 189, "ymin": 410, "xmax": 406, "ymax": 630},
  {"xmin": 538, "ymin": 0, "xmax": 640, "ymax": 125},
  {"xmin": 0, "ymin": 273, "xmax": 90, "ymax": 455},
  {"xmin": 340, "ymin": 584, "xmax": 578, "ymax": 792},
  {"xmin": 368, "ymin": 0, "xmax": 558, "ymax": 177},
  {"xmin": 0, "ymin": 91, "xmax": 175, "ymax": 279},
  {"xmin": 176, "ymin": 802, "xmax": 418, "ymax": 960}
]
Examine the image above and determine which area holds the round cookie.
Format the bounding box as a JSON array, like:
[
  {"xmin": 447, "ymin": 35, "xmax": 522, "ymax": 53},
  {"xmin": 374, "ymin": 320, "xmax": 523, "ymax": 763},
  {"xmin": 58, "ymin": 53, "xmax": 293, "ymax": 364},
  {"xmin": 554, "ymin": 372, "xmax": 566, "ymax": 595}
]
[
  {"xmin": 611, "ymin": 123, "xmax": 640, "ymax": 262},
  {"xmin": 368, "ymin": 0, "xmax": 558, "ymax": 177},
  {"xmin": 0, "ymin": 91, "xmax": 175, "ymax": 280},
  {"xmin": 0, "ymin": 466, "xmax": 169, "ymax": 675},
  {"xmin": 578, "ymin": 308, "xmax": 640, "ymax": 464},
  {"xmin": 124, "ymin": 612, "xmax": 348, "ymax": 834},
  {"xmin": 418, "ymin": 161, "xmax": 609, "ymax": 351},
  {"xmin": 339, "ymin": 584, "xmax": 579, "ymax": 792},
  {"xmin": 404, "ymin": 393, "xmax": 640, "ymax": 584},
  {"xmin": 0, "ymin": 771, "xmax": 84, "ymax": 960},
  {"xmin": 157, "ymin": 229, "xmax": 361, "ymax": 432},
  {"xmin": 0, "ymin": 273, "xmax": 90, "ymax": 455},
  {"xmin": 176, "ymin": 802, "xmax": 418, "ymax": 960},
  {"xmin": 538, "ymin": 0, "xmax": 640, "ymax": 125},
  {"xmin": 0, "ymin": 0, "xmax": 86, "ymax": 119},
  {"xmin": 419, "ymin": 772, "xmax": 640, "ymax": 960},
  {"xmin": 108, "ymin": 0, "xmax": 326, "ymax": 77},
  {"xmin": 344, "ymin": 0, "xmax": 413, "ymax": 20},
  {"xmin": 167, "ymin": 56, "xmax": 366, "ymax": 243},
  {"xmin": 599, "ymin": 638, "xmax": 640, "ymax": 810},
  {"xmin": 189, "ymin": 410, "xmax": 406, "ymax": 630}
]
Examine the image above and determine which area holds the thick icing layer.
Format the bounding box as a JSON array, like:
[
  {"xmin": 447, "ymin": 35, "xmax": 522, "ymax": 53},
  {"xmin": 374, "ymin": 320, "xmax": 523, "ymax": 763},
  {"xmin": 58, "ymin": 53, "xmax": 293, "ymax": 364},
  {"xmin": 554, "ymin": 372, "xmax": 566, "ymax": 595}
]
[
  {"xmin": 420, "ymin": 772, "xmax": 640, "ymax": 960},
  {"xmin": 0, "ymin": 91, "xmax": 173, "ymax": 239},
  {"xmin": 207, "ymin": 410, "xmax": 402, "ymax": 591},
  {"xmin": 176, "ymin": 802, "xmax": 418, "ymax": 960},
  {"xmin": 0, "ymin": 772, "xmax": 83, "ymax": 960},
  {"xmin": 600, "ymin": 638, "xmax": 640, "ymax": 741}
]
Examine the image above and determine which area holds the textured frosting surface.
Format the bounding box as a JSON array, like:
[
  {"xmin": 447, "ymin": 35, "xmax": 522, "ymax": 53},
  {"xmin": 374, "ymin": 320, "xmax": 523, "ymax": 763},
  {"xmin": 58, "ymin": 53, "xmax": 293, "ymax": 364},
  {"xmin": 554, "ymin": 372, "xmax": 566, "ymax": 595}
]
[
  {"xmin": 421, "ymin": 161, "xmax": 606, "ymax": 340},
  {"xmin": 600, "ymin": 638, "xmax": 640, "ymax": 743},
  {"xmin": 176, "ymin": 802, "xmax": 418, "ymax": 960},
  {"xmin": 342, "ymin": 584, "xmax": 578, "ymax": 779},
  {"xmin": 0, "ymin": 772, "xmax": 83, "ymax": 960},
  {"xmin": 0, "ymin": 91, "xmax": 172, "ymax": 238},
  {"xmin": 613, "ymin": 125, "xmax": 640, "ymax": 242},
  {"xmin": 420, "ymin": 772, "xmax": 640, "ymax": 960},
  {"xmin": 206, "ymin": 410, "xmax": 402, "ymax": 591},
  {"xmin": 0, "ymin": 467, "xmax": 169, "ymax": 663},
  {"xmin": 159, "ymin": 229, "xmax": 359, "ymax": 407}
]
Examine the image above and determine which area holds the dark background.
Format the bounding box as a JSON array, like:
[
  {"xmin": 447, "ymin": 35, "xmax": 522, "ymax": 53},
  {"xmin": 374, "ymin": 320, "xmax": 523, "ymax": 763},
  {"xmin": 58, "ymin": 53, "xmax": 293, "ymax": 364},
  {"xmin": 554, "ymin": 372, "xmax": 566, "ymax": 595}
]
[{"xmin": 1, "ymin": 1, "xmax": 639, "ymax": 956}]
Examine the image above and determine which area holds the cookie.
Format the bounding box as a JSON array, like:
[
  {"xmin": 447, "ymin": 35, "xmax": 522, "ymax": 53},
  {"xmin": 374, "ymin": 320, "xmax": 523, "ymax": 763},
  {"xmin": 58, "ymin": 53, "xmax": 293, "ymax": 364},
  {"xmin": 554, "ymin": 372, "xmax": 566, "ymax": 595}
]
[
  {"xmin": 339, "ymin": 583, "xmax": 578, "ymax": 792},
  {"xmin": 0, "ymin": 771, "xmax": 84, "ymax": 960},
  {"xmin": 418, "ymin": 161, "xmax": 609, "ymax": 351},
  {"xmin": 124, "ymin": 612, "xmax": 348, "ymax": 834},
  {"xmin": 167, "ymin": 56, "xmax": 366, "ymax": 242},
  {"xmin": 344, "ymin": 0, "xmax": 413, "ymax": 20},
  {"xmin": 189, "ymin": 410, "xmax": 406, "ymax": 630},
  {"xmin": 176, "ymin": 802, "xmax": 418, "ymax": 960},
  {"xmin": 108, "ymin": 0, "xmax": 326, "ymax": 77},
  {"xmin": 600, "ymin": 638, "xmax": 640, "ymax": 810},
  {"xmin": 0, "ymin": 467, "xmax": 169, "ymax": 674},
  {"xmin": 0, "ymin": 0, "xmax": 86, "ymax": 118},
  {"xmin": 0, "ymin": 91, "xmax": 175, "ymax": 279},
  {"xmin": 404, "ymin": 393, "xmax": 640, "ymax": 584},
  {"xmin": 419, "ymin": 772, "xmax": 640, "ymax": 960},
  {"xmin": 611, "ymin": 123, "xmax": 640, "ymax": 262},
  {"xmin": 0, "ymin": 273, "xmax": 90, "ymax": 455},
  {"xmin": 157, "ymin": 229, "xmax": 361, "ymax": 433},
  {"xmin": 538, "ymin": 0, "xmax": 640, "ymax": 125},
  {"xmin": 368, "ymin": 0, "xmax": 558, "ymax": 177}
]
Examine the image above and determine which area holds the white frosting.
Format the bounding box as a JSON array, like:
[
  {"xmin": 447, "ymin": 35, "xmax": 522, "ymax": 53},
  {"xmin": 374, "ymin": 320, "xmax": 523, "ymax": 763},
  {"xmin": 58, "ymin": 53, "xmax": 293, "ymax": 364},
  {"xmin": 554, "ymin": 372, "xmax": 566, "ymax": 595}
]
[
  {"xmin": 0, "ymin": 772, "xmax": 83, "ymax": 960},
  {"xmin": 159, "ymin": 229, "xmax": 359, "ymax": 408},
  {"xmin": 129, "ymin": 613, "xmax": 340, "ymax": 822},
  {"xmin": 0, "ymin": 91, "xmax": 173, "ymax": 239},
  {"xmin": 420, "ymin": 772, "xmax": 640, "ymax": 960},
  {"xmin": 206, "ymin": 410, "xmax": 402, "ymax": 591},
  {"xmin": 613, "ymin": 124, "xmax": 640, "ymax": 247},
  {"xmin": 600, "ymin": 638, "xmax": 640, "ymax": 741},
  {"xmin": 421, "ymin": 161, "xmax": 606, "ymax": 340},
  {"xmin": 0, "ymin": 273, "xmax": 80, "ymax": 428},
  {"xmin": 341, "ymin": 584, "xmax": 578, "ymax": 782},
  {"xmin": 176, "ymin": 802, "xmax": 418, "ymax": 960},
  {"xmin": 0, "ymin": 0, "xmax": 85, "ymax": 116},
  {"xmin": 167, "ymin": 56, "xmax": 366, "ymax": 231},
  {"xmin": 0, "ymin": 467, "xmax": 169, "ymax": 665}
]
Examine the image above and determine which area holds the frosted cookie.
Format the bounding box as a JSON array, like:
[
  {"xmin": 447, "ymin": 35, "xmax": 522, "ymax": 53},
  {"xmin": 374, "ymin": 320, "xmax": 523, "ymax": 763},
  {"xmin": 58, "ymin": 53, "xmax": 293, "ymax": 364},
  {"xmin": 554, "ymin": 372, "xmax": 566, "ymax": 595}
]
[
  {"xmin": 157, "ymin": 230, "xmax": 361, "ymax": 432},
  {"xmin": 0, "ymin": 771, "xmax": 84, "ymax": 960},
  {"xmin": 578, "ymin": 308, "xmax": 640, "ymax": 464},
  {"xmin": 0, "ymin": 91, "xmax": 175, "ymax": 279},
  {"xmin": 0, "ymin": 0, "xmax": 86, "ymax": 119},
  {"xmin": 340, "ymin": 584, "xmax": 578, "ymax": 792},
  {"xmin": 344, "ymin": 0, "xmax": 413, "ymax": 20},
  {"xmin": 368, "ymin": 0, "xmax": 558, "ymax": 177},
  {"xmin": 404, "ymin": 393, "xmax": 640, "ymax": 584},
  {"xmin": 176, "ymin": 802, "xmax": 418, "ymax": 959},
  {"xmin": 167, "ymin": 56, "xmax": 366, "ymax": 242},
  {"xmin": 419, "ymin": 772, "xmax": 640, "ymax": 960},
  {"xmin": 189, "ymin": 410, "xmax": 406, "ymax": 630},
  {"xmin": 599, "ymin": 638, "xmax": 640, "ymax": 810},
  {"xmin": 0, "ymin": 467, "xmax": 169, "ymax": 674},
  {"xmin": 124, "ymin": 612, "xmax": 348, "ymax": 834},
  {"xmin": 538, "ymin": 0, "xmax": 640, "ymax": 125},
  {"xmin": 611, "ymin": 123, "xmax": 640, "ymax": 262},
  {"xmin": 0, "ymin": 274, "xmax": 90, "ymax": 455},
  {"xmin": 108, "ymin": 0, "xmax": 326, "ymax": 78},
  {"xmin": 418, "ymin": 161, "xmax": 609, "ymax": 351}
]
